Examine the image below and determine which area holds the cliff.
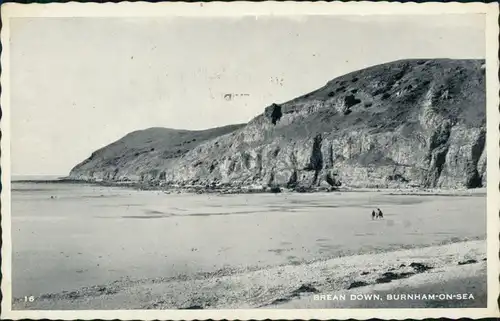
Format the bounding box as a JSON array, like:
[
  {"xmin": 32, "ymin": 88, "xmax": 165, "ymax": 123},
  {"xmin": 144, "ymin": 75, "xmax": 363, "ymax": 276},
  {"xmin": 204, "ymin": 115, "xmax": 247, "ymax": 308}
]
[{"xmin": 69, "ymin": 59, "xmax": 487, "ymax": 190}]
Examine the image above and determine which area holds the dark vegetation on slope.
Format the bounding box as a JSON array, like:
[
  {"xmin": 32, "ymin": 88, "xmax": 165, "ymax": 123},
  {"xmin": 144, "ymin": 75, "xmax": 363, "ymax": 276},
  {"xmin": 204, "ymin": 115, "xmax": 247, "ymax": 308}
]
[
  {"xmin": 261, "ymin": 59, "xmax": 485, "ymax": 139},
  {"xmin": 70, "ymin": 124, "xmax": 245, "ymax": 181}
]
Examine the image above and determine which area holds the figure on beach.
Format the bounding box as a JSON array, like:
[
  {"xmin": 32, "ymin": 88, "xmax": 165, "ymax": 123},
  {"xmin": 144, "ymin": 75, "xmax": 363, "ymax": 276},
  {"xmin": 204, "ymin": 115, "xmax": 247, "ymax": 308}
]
[{"xmin": 372, "ymin": 208, "xmax": 384, "ymax": 219}]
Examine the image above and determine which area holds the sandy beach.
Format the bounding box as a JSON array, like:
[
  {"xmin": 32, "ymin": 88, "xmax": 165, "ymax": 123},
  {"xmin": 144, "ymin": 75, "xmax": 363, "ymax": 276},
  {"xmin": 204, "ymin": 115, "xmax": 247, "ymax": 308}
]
[
  {"xmin": 10, "ymin": 182, "xmax": 487, "ymax": 310},
  {"xmin": 12, "ymin": 240, "xmax": 486, "ymax": 310}
]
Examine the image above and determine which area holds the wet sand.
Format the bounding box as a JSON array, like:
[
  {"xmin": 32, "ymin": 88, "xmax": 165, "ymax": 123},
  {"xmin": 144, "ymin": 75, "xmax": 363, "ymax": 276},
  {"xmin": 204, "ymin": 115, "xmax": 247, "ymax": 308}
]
[{"xmin": 11, "ymin": 182, "xmax": 487, "ymax": 309}]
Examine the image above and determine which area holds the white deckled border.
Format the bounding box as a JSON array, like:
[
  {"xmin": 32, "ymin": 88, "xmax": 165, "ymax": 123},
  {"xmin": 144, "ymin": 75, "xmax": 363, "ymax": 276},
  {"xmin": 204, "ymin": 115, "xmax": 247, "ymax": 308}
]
[
  {"xmin": 484, "ymin": 2, "xmax": 500, "ymax": 316},
  {"xmin": 1, "ymin": 1, "xmax": 499, "ymax": 320},
  {"xmin": 0, "ymin": 1, "xmax": 495, "ymax": 17}
]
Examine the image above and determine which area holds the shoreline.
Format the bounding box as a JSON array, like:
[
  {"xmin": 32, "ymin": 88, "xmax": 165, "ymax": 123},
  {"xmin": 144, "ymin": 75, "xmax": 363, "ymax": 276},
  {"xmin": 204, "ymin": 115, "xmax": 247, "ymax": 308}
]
[{"xmin": 12, "ymin": 178, "xmax": 486, "ymax": 196}]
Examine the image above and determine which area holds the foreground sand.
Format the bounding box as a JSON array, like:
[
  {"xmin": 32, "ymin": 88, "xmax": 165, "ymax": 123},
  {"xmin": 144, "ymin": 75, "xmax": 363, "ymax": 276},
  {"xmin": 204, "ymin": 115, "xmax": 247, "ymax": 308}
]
[
  {"xmin": 13, "ymin": 239, "xmax": 486, "ymax": 310},
  {"xmin": 271, "ymin": 255, "xmax": 487, "ymax": 308}
]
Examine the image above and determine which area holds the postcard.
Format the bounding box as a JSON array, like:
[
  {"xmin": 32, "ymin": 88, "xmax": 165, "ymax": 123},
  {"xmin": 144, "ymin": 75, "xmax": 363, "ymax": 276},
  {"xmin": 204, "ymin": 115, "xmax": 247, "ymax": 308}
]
[{"xmin": 1, "ymin": 1, "xmax": 499, "ymax": 319}]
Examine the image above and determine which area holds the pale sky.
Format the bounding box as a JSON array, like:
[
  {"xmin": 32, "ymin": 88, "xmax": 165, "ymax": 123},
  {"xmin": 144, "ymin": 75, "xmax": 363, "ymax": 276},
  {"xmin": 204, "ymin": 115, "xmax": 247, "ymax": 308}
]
[{"xmin": 9, "ymin": 14, "xmax": 485, "ymax": 175}]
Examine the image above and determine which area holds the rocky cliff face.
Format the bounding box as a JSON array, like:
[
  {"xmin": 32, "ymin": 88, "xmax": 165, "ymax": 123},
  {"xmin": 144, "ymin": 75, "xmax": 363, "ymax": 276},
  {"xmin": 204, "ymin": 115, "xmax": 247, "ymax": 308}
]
[{"xmin": 70, "ymin": 59, "xmax": 486, "ymax": 190}]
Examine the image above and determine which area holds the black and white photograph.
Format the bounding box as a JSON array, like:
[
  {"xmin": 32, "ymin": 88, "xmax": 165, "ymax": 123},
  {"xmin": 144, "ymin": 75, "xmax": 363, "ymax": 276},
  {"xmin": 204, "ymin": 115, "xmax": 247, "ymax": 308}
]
[{"xmin": 1, "ymin": 2, "xmax": 499, "ymax": 320}]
